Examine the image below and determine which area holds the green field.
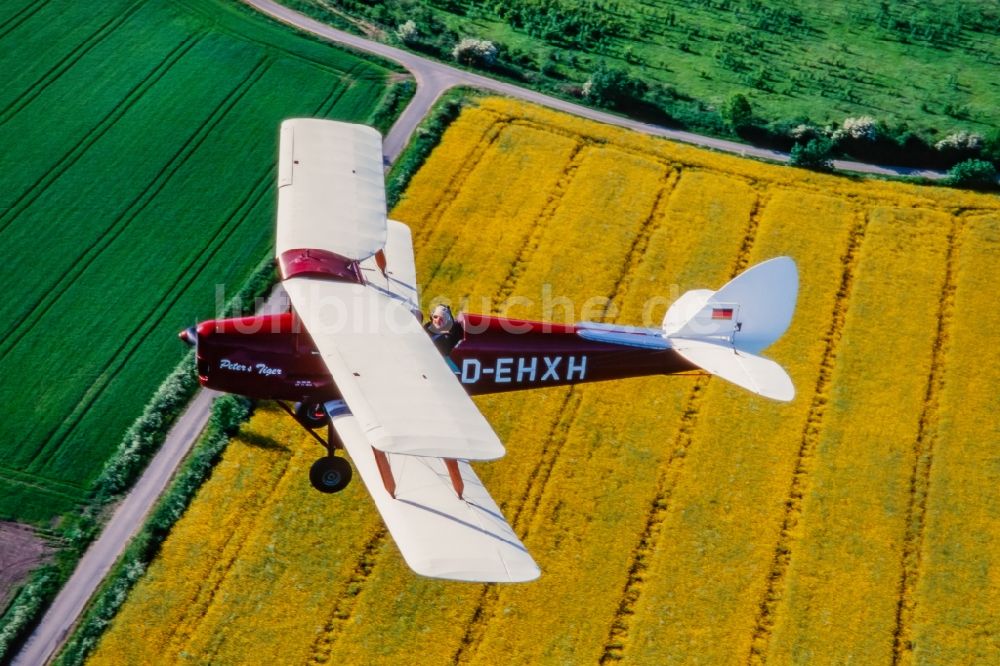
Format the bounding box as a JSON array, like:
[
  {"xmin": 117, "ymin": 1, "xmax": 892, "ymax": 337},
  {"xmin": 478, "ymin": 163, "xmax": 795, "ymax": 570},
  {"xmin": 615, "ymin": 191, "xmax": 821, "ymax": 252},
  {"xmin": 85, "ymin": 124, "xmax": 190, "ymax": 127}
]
[
  {"xmin": 296, "ymin": 0, "xmax": 999, "ymax": 142},
  {"xmin": 0, "ymin": 0, "xmax": 399, "ymax": 524}
]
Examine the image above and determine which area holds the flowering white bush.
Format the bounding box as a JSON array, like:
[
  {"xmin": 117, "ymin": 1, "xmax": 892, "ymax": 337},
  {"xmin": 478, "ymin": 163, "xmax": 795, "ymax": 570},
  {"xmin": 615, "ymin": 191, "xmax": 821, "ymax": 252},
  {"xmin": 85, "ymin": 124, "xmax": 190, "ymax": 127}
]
[
  {"xmin": 396, "ymin": 20, "xmax": 417, "ymax": 43},
  {"xmin": 789, "ymin": 123, "xmax": 822, "ymax": 140},
  {"xmin": 833, "ymin": 116, "xmax": 879, "ymax": 142},
  {"xmin": 452, "ymin": 38, "xmax": 497, "ymax": 67},
  {"xmin": 935, "ymin": 131, "xmax": 983, "ymax": 151}
]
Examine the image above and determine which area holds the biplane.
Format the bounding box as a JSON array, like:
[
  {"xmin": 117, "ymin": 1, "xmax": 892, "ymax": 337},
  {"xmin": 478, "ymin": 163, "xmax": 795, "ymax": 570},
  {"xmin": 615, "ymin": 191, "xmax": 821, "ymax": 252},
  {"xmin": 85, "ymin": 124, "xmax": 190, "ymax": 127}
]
[{"xmin": 179, "ymin": 119, "xmax": 798, "ymax": 583}]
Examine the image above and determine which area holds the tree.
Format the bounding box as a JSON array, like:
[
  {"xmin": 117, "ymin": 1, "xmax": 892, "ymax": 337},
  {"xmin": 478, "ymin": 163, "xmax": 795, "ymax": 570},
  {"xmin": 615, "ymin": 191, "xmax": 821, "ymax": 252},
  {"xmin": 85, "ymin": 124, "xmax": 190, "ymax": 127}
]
[
  {"xmin": 724, "ymin": 93, "xmax": 753, "ymax": 132},
  {"xmin": 583, "ymin": 63, "xmax": 647, "ymax": 109},
  {"xmin": 790, "ymin": 137, "xmax": 835, "ymax": 171},
  {"xmin": 946, "ymin": 159, "xmax": 998, "ymax": 190}
]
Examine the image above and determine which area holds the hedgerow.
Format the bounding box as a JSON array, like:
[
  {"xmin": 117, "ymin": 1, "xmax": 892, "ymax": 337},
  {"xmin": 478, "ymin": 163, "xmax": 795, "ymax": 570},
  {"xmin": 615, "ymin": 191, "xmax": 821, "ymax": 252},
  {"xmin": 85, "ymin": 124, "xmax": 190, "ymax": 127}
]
[
  {"xmin": 92, "ymin": 255, "xmax": 275, "ymax": 504},
  {"xmin": 284, "ymin": 0, "xmax": 1000, "ymax": 175},
  {"xmin": 54, "ymin": 394, "xmax": 252, "ymax": 666},
  {"xmin": 0, "ymin": 252, "xmax": 275, "ymax": 664}
]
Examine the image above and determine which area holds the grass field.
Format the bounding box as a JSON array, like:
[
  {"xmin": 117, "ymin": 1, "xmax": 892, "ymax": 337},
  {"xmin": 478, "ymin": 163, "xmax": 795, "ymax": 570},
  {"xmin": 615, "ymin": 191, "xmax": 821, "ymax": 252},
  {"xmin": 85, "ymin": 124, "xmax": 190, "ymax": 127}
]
[
  {"xmin": 0, "ymin": 0, "xmax": 400, "ymax": 525},
  {"xmin": 295, "ymin": 0, "xmax": 1000, "ymax": 139},
  {"xmin": 84, "ymin": 98, "xmax": 1000, "ymax": 664}
]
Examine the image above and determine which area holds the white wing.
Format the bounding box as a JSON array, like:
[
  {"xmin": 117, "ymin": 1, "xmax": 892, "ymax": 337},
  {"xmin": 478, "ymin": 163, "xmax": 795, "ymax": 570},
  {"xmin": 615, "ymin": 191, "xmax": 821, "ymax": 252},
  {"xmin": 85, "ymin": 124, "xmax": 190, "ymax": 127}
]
[
  {"xmin": 276, "ymin": 119, "xmax": 387, "ymax": 260},
  {"xmin": 284, "ymin": 277, "xmax": 504, "ymax": 460},
  {"xmin": 328, "ymin": 406, "xmax": 539, "ymax": 582},
  {"xmin": 272, "ymin": 117, "xmax": 533, "ymax": 581}
]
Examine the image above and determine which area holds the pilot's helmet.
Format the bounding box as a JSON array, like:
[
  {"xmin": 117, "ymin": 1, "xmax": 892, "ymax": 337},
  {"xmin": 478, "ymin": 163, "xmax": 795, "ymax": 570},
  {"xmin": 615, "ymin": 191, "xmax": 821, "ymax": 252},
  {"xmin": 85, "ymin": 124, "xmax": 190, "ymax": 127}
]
[{"xmin": 429, "ymin": 304, "xmax": 454, "ymax": 333}]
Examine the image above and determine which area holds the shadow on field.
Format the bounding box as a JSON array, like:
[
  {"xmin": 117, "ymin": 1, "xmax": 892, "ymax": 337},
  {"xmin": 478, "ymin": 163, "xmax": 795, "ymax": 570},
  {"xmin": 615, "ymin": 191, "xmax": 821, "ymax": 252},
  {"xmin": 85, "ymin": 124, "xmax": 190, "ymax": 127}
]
[{"xmin": 239, "ymin": 430, "xmax": 292, "ymax": 453}]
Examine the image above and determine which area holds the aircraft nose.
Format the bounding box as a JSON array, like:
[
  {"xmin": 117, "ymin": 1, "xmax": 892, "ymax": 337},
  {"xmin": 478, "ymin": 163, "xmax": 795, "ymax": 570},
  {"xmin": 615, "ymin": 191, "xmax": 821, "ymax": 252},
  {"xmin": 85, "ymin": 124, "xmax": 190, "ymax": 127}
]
[{"xmin": 179, "ymin": 326, "xmax": 198, "ymax": 347}]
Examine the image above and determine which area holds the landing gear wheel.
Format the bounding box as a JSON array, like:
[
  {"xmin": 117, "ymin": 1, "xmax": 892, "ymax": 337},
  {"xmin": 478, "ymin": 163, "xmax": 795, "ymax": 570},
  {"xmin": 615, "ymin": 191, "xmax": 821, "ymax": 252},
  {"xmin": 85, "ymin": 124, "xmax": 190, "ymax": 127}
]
[
  {"xmin": 295, "ymin": 401, "xmax": 328, "ymax": 429},
  {"xmin": 309, "ymin": 456, "xmax": 352, "ymax": 493}
]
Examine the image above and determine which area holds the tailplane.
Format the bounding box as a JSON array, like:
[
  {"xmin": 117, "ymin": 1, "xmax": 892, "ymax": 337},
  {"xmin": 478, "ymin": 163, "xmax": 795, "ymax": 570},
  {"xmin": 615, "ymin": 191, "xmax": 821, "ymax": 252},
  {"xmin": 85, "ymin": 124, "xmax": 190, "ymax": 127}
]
[{"xmin": 663, "ymin": 257, "xmax": 798, "ymax": 401}]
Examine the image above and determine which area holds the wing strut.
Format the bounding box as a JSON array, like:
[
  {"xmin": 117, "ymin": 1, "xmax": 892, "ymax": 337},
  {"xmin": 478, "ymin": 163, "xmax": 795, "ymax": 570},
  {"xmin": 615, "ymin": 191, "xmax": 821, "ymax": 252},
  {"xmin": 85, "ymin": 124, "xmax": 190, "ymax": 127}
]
[
  {"xmin": 445, "ymin": 459, "xmax": 465, "ymax": 499},
  {"xmin": 373, "ymin": 447, "xmax": 466, "ymax": 500}
]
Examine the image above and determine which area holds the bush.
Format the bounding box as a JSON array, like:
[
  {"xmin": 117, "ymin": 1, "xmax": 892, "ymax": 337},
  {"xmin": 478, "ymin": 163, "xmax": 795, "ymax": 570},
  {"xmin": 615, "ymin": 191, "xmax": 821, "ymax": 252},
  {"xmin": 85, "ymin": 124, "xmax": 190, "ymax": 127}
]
[
  {"xmin": 790, "ymin": 137, "xmax": 835, "ymax": 171},
  {"xmin": 946, "ymin": 159, "xmax": 998, "ymax": 190},
  {"xmin": 91, "ymin": 355, "xmax": 198, "ymax": 500},
  {"xmin": 935, "ymin": 131, "xmax": 983, "ymax": 152},
  {"xmin": 369, "ymin": 78, "xmax": 416, "ymax": 135},
  {"xmin": 395, "ymin": 19, "xmax": 417, "ymax": 43},
  {"xmin": 0, "ymin": 567, "xmax": 60, "ymax": 661},
  {"xmin": 54, "ymin": 394, "xmax": 252, "ymax": 666},
  {"xmin": 833, "ymin": 115, "xmax": 879, "ymax": 142},
  {"xmin": 583, "ymin": 63, "xmax": 647, "ymax": 109},
  {"xmin": 452, "ymin": 38, "xmax": 497, "ymax": 67}
]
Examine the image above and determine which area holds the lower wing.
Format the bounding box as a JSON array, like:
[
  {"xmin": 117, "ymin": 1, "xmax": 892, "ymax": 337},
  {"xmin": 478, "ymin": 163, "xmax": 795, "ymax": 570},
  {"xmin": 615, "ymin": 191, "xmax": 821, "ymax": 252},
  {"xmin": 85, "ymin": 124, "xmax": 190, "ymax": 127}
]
[{"xmin": 327, "ymin": 402, "xmax": 540, "ymax": 583}]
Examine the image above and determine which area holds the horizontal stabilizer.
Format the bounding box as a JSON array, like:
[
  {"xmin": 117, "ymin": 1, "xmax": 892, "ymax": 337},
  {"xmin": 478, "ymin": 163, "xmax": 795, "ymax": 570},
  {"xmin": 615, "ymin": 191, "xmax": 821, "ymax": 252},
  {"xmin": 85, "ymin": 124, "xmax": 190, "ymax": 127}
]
[
  {"xmin": 671, "ymin": 338, "xmax": 794, "ymax": 402},
  {"xmin": 331, "ymin": 410, "xmax": 540, "ymax": 582}
]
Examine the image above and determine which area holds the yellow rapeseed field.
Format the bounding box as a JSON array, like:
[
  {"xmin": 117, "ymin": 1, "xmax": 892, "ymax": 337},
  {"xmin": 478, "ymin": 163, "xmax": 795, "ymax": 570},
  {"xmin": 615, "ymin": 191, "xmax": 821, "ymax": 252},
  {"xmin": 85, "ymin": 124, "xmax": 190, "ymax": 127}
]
[{"xmin": 87, "ymin": 98, "xmax": 1000, "ymax": 665}]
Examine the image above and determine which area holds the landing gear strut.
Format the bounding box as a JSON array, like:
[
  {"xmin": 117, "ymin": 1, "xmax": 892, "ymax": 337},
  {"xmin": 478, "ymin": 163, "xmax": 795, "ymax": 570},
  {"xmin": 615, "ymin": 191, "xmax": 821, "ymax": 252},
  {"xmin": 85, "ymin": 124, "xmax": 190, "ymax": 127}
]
[{"xmin": 278, "ymin": 400, "xmax": 353, "ymax": 494}]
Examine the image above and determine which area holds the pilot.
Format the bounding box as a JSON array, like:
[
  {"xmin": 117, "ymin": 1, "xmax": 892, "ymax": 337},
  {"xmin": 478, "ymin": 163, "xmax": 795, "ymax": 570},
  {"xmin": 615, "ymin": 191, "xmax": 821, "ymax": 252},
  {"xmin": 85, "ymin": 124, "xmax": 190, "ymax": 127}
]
[{"xmin": 425, "ymin": 304, "xmax": 463, "ymax": 355}]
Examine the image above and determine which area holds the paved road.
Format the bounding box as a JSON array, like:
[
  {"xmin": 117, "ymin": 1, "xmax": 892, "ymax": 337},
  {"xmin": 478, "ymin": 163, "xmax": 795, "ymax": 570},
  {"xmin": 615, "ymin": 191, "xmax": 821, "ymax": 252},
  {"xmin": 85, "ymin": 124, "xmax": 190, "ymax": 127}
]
[
  {"xmin": 10, "ymin": 390, "xmax": 218, "ymax": 666},
  {"xmin": 10, "ymin": 290, "xmax": 291, "ymax": 666},
  {"xmin": 12, "ymin": 4, "xmax": 952, "ymax": 665},
  {"xmin": 247, "ymin": 0, "xmax": 947, "ymax": 181}
]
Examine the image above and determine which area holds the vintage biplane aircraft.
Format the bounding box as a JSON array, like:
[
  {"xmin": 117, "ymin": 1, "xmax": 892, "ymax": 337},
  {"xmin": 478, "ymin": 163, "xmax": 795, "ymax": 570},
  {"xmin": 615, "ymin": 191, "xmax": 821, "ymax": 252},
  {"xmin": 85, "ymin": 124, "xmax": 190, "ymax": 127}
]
[{"xmin": 179, "ymin": 119, "xmax": 798, "ymax": 583}]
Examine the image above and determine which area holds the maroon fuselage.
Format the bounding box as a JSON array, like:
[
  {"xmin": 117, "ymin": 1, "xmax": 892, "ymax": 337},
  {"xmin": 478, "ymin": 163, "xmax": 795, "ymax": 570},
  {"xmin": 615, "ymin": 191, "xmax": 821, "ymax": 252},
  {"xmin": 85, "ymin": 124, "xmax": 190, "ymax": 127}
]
[{"xmin": 190, "ymin": 311, "xmax": 699, "ymax": 403}]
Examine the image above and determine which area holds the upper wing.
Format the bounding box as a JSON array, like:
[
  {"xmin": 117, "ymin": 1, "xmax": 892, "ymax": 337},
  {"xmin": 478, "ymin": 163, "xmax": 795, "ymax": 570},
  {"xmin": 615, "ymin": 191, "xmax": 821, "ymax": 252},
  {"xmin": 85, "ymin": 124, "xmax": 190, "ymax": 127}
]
[
  {"xmin": 284, "ymin": 276, "xmax": 504, "ymax": 460},
  {"xmin": 276, "ymin": 119, "xmax": 387, "ymax": 261},
  {"xmin": 327, "ymin": 404, "xmax": 539, "ymax": 582}
]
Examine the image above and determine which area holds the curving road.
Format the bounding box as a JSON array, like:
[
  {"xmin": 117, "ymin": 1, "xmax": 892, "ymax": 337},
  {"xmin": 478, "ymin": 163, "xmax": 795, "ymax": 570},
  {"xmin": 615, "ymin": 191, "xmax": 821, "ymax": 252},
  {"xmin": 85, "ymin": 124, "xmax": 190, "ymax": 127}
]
[
  {"xmin": 246, "ymin": 0, "xmax": 947, "ymax": 180},
  {"xmin": 12, "ymin": 4, "xmax": 951, "ymax": 665}
]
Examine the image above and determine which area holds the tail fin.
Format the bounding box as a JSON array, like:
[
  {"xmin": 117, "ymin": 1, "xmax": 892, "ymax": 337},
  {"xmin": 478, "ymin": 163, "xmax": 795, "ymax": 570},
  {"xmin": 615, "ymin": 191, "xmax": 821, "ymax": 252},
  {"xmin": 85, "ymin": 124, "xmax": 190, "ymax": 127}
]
[{"xmin": 664, "ymin": 257, "xmax": 798, "ymax": 401}]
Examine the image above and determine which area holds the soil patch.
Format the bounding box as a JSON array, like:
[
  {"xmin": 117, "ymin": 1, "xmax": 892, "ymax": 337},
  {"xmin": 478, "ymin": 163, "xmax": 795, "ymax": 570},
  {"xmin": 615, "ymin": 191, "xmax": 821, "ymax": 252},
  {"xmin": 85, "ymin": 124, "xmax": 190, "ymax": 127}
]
[{"xmin": 0, "ymin": 522, "xmax": 53, "ymax": 610}]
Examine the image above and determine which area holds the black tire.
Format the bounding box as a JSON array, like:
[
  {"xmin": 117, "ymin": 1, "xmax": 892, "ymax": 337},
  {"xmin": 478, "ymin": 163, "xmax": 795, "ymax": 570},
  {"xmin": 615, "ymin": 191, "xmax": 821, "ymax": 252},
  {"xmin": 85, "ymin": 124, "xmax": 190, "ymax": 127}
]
[
  {"xmin": 309, "ymin": 456, "xmax": 352, "ymax": 493},
  {"xmin": 295, "ymin": 401, "xmax": 327, "ymax": 429}
]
